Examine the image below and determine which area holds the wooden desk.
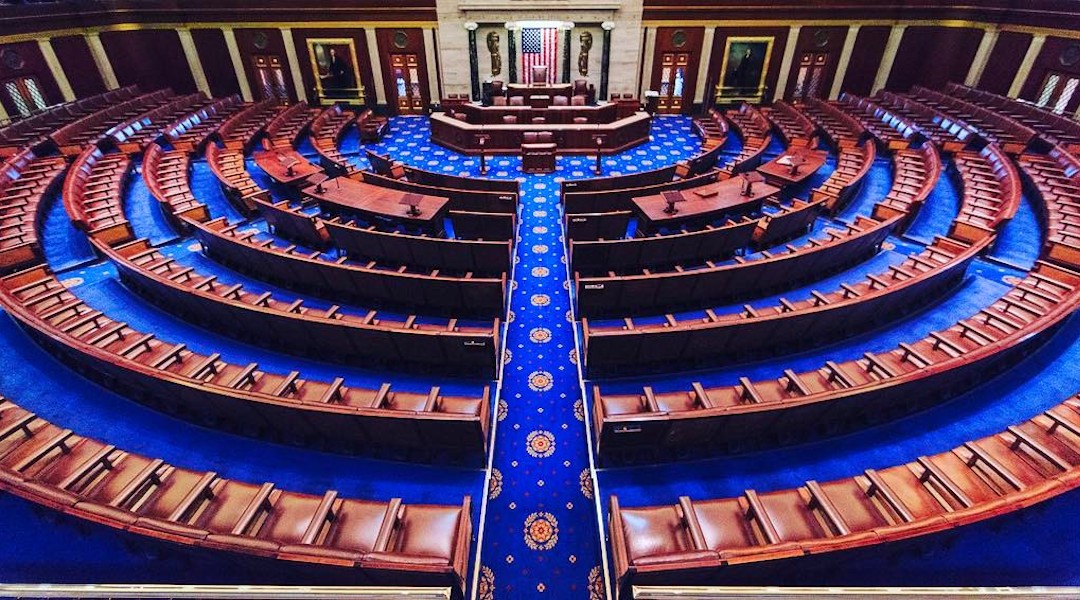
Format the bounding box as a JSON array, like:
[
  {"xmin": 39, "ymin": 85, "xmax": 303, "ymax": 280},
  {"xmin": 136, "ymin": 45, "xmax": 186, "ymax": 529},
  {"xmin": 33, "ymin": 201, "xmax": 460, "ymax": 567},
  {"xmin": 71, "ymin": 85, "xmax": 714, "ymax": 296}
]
[
  {"xmin": 253, "ymin": 149, "xmax": 324, "ymax": 186},
  {"xmin": 430, "ymin": 111, "xmax": 652, "ymax": 155},
  {"xmin": 633, "ymin": 176, "xmax": 779, "ymax": 232},
  {"xmin": 756, "ymin": 147, "xmax": 828, "ymax": 188},
  {"xmin": 507, "ymin": 83, "xmax": 572, "ymax": 99},
  {"xmin": 302, "ymin": 176, "xmax": 450, "ymax": 228}
]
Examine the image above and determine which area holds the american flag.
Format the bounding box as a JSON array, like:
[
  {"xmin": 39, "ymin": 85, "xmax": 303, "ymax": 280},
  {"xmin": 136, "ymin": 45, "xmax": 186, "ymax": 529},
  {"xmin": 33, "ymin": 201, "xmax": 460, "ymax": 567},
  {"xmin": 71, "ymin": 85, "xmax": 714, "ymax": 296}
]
[{"xmin": 521, "ymin": 27, "xmax": 558, "ymax": 84}]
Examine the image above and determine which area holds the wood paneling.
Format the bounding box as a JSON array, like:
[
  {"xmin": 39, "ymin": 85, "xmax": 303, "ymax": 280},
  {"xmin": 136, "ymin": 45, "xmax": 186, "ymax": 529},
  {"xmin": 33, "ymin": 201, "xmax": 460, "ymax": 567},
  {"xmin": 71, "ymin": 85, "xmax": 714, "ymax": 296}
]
[
  {"xmin": 977, "ymin": 31, "xmax": 1032, "ymax": 95},
  {"xmin": 838, "ymin": 25, "xmax": 889, "ymax": 96},
  {"xmin": 649, "ymin": 27, "xmax": 705, "ymax": 113},
  {"xmin": 0, "ymin": 41, "xmax": 63, "ymax": 116},
  {"xmin": 1020, "ymin": 35, "xmax": 1080, "ymax": 108},
  {"xmin": 100, "ymin": 29, "xmax": 197, "ymax": 94},
  {"xmin": 191, "ymin": 28, "xmax": 241, "ymax": 98},
  {"xmin": 886, "ymin": 26, "xmax": 984, "ymax": 91},
  {"xmin": 781, "ymin": 25, "xmax": 849, "ymax": 100},
  {"xmin": 234, "ymin": 27, "xmax": 297, "ymax": 102},
  {"xmin": 375, "ymin": 28, "xmax": 429, "ymax": 114},
  {"xmin": 50, "ymin": 34, "xmax": 104, "ymax": 98}
]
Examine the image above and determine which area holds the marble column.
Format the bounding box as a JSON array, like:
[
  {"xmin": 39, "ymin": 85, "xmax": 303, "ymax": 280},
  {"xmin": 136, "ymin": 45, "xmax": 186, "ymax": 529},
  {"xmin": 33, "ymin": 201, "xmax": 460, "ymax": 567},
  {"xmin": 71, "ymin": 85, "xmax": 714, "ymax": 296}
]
[
  {"xmin": 466, "ymin": 22, "xmax": 480, "ymax": 100},
  {"xmin": 600, "ymin": 21, "xmax": 614, "ymax": 100},
  {"xmin": 506, "ymin": 23, "xmax": 518, "ymax": 84},
  {"xmin": 563, "ymin": 26, "xmax": 572, "ymax": 83}
]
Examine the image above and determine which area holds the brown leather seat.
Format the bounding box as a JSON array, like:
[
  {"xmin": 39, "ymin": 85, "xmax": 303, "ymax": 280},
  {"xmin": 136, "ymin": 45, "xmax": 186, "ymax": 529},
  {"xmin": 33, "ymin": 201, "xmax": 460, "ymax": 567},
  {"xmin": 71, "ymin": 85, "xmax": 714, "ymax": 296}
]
[
  {"xmin": 532, "ymin": 117, "xmax": 546, "ymax": 124},
  {"xmin": 531, "ymin": 65, "xmax": 549, "ymax": 85},
  {"xmin": 552, "ymin": 95, "xmax": 569, "ymax": 106},
  {"xmin": 573, "ymin": 116, "xmax": 589, "ymax": 124},
  {"xmin": 509, "ymin": 96, "xmax": 525, "ymax": 106},
  {"xmin": 521, "ymin": 131, "xmax": 556, "ymax": 174},
  {"xmin": 492, "ymin": 96, "xmax": 507, "ymax": 106},
  {"xmin": 502, "ymin": 115, "xmax": 517, "ymax": 124},
  {"xmin": 571, "ymin": 95, "xmax": 587, "ymax": 106}
]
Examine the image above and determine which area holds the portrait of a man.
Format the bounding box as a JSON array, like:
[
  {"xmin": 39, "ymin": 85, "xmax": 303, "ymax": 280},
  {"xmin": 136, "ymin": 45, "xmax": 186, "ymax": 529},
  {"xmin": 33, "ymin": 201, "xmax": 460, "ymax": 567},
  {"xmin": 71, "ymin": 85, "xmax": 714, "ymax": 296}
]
[
  {"xmin": 308, "ymin": 39, "xmax": 363, "ymax": 103},
  {"xmin": 720, "ymin": 38, "xmax": 772, "ymax": 100}
]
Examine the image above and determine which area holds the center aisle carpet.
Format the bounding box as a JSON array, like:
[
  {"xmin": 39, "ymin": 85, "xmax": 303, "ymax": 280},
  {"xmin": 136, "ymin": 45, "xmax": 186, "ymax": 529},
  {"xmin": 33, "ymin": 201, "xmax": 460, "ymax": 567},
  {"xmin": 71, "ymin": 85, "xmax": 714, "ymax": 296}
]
[{"xmin": 353, "ymin": 116, "xmax": 702, "ymax": 598}]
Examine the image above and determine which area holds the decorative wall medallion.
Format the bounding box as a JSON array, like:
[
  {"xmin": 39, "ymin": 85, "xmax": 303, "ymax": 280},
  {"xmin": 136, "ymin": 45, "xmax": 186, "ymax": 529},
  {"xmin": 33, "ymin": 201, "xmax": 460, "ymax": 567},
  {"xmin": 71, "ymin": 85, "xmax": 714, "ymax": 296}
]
[
  {"xmin": 1, "ymin": 49, "xmax": 24, "ymax": 71},
  {"xmin": 252, "ymin": 31, "xmax": 270, "ymax": 50},
  {"xmin": 671, "ymin": 29, "xmax": 687, "ymax": 48},
  {"xmin": 1061, "ymin": 43, "xmax": 1080, "ymax": 67},
  {"xmin": 394, "ymin": 30, "xmax": 409, "ymax": 49}
]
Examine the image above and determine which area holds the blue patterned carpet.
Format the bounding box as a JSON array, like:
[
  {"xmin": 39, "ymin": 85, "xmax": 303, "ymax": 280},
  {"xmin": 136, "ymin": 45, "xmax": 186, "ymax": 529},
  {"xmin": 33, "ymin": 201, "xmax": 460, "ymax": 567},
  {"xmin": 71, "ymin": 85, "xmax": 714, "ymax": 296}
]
[{"xmin": 351, "ymin": 116, "xmax": 702, "ymax": 599}]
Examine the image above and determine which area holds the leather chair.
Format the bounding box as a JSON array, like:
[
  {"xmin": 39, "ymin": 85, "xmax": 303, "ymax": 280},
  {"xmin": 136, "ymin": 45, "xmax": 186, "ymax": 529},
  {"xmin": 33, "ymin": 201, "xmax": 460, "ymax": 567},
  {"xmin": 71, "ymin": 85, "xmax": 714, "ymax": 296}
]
[
  {"xmin": 571, "ymin": 95, "xmax": 587, "ymax": 106},
  {"xmin": 531, "ymin": 65, "xmax": 549, "ymax": 85},
  {"xmin": 491, "ymin": 80, "xmax": 505, "ymax": 96},
  {"xmin": 573, "ymin": 116, "xmax": 589, "ymax": 124},
  {"xmin": 502, "ymin": 115, "xmax": 518, "ymax": 124},
  {"xmin": 492, "ymin": 96, "xmax": 507, "ymax": 106},
  {"xmin": 532, "ymin": 117, "xmax": 546, "ymax": 124},
  {"xmin": 573, "ymin": 79, "xmax": 589, "ymax": 96},
  {"xmin": 522, "ymin": 131, "xmax": 556, "ymax": 174},
  {"xmin": 509, "ymin": 96, "xmax": 525, "ymax": 106},
  {"xmin": 552, "ymin": 95, "xmax": 569, "ymax": 106}
]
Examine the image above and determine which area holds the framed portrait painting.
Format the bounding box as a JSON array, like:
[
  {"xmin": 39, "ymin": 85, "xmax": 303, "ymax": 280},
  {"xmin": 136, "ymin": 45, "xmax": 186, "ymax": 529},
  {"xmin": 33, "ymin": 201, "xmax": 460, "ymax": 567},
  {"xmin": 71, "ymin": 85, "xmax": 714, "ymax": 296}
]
[
  {"xmin": 307, "ymin": 38, "xmax": 365, "ymax": 105},
  {"xmin": 716, "ymin": 37, "xmax": 773, "ymax": 104}
]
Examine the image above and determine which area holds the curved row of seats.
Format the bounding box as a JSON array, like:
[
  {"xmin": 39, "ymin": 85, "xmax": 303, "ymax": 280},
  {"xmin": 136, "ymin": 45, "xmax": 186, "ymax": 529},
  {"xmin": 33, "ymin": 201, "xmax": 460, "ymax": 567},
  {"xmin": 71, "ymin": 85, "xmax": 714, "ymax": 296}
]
[
  {"xmin": 310, "ymin": 105, "xmax": 360, "ymax": 176},
  {"xmin": 206, "ymin": 143, "xmax": 271, "ymax": 212},
  {"xmin": 797, "ymin": 97, "xmax": 869, "ymax": 150},
  {"xmin": 62, "ymin": 147, "xmax": 134, "ymax": 246},
  {"xmin": 582, "ymin": 235, "xmax": 983, "ymax": 375},
  {"xmin": 945, "ymin": 82, "xmax": 1080, "ymax": 153},
  {"xmin": 163, "ymin": 94, "xmax": 244, "ymax": 155},
  {"xmin": 947, "ymin": 143, "xmax": 1022, "ymax": 244},
  {"xmin": 721, "ymin": 103, "xmax": 773, "ymax": 174},
  {"xmin": 0, "ymin": 86, "xmax": 140, "ymax": 158},
  {"xmin": 1017, "ymin": 145, "xmax": 1080, "ymax": 269},
  {"xmin": 607, "ymin": 389, "xmax": 1080, "ymax": 598},
  {"xmin": 839, "ymin": 93, "xmax": 926, "ymax": 150},
  {"xmin": 263, "ymin": 102, "xmax": 321, "ymax": 151},
  {"xmin": 0, "ymin": 262, "xmax": 492, "ymax": 453},
  {"xmin": 692, "ymin": 108, "xmax": 729, "ymax": 148},
  {"xmin": 592, "ymin": 258, "xmax": 1080, "ymax": 458},
  {"xmin": 0, "ymin": 148, "xmax": 67, "ymax": 272},
  {"xmin": 366, "ymin": 152, "xmax": 520, "ymax": 215},
  {"xmin": 911, "ymin": 86, "xmax": 1038, "ymax": 155},
  {"xmin": 215, "ymin": 98, "xmax": 285, "ymax": 153},
  {"xmin": 575, "ymin": 212, "xmax": 900, "ymax": 318},
  {"xmin": 105, "ymin": 93, "xmax": 208, "ymax": 154},
  {"xmin": 51, "ymin": 89, "xmax": 175, "ymax": 156},
  {"xmin": 0, "ymin": 395, "xmax": 473, "ymax": 596},
  {"xmin": 142, "ymin": 142, "xmax": 211, "ymax": 229},
  {"xmin": 761, "ymin": 101, "xmax": 818, "ymax": 148}
]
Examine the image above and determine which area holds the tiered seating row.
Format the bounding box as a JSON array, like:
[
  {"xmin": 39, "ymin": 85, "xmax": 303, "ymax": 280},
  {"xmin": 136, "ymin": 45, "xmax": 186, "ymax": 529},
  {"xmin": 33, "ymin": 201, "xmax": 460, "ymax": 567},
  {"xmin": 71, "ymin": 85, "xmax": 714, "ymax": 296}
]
[
  {"xmin": 1017, "ymin": 146, "xmax": 1080, "ymax": 270},
  {"xmin": 61, "ymin": 148, "xmax": 133, "ymax": 246},
  {"xmin": 0, "ymin": 264, "xmax": 492, "ymax": 454},
  {"xmin": 839, "ymin": 93, "xmax": 925, "ymax": 150},
  {"xmin": 948, "ymin": 144, "xmax": 1022, "ymax": 244},
  {"xmin": 574, "ymin": 213, "xmax": 900, "ymax": 318},
  {"xmin": 870, "ymin": 144, "xmax": 942, "ymax": 231},
  {"xmin": 310, "ymin": 105, "xmax": 360, "ymax": 176},
  {"xmin": 366, "ymin": 153, "xmax": 520, "ymax": 215},
  {"xmin": 142, "ymin": 143, "xmax": 211, "ymax": 230},
  {"xmin": 105, "ymin": 93, "xmax": 209, "ymax": 154},
  {"xmin": 188, "ymin": 216, "xmax": 506, "ymax": 330},
  {"xmin": 762, "ymin": 101, "xmax": 818, "ymax": 148},
  {"xmin": 0, "ymin": 86, "xmax": 139, "ymax": 158},
  {"xmin": 0, "ymin": 148, "xmax": 68, "ymax": 272},
  {"xmin": 608, "ymin": 390, "xmax": 1080, "ymax": 598},
  {"xmin": 163, "ymin": 94, "xmax": 244, "ymax": 154},
  {"xmin": 946, "ymin": 82, "xmax": 1080, "ymax": 153},
  {"xmin": 0, "ymin": 395, "xmax": 472, "ymax": 596},
  {"xmin": 582, "ymin": 236, "xmax": 982, "ymax": 375},
  {"xmin": 797, "ymin": 97, "xmax": 869, "ymax": 149},
  {"xmin": 50, "ymin": 89, "xmax": 175, "ymax": 156},
  {"xmin": 911, "ymin": 85, "xmax": 1038, "ymax": 154},
  {"xmin": 593, "ymin": 260, "xmax": 1080, "ymax": 456},
  {"xmin": 216, "ymin": 98, "xmax": 284, "ymax": 152},
  {"xmin": 206, "ymin": 143, "xmax": 270, "ymax": 213},
  {"xmin": 810, "ymin": 141, "xmax": 875, "ymax": 214},
  {"xmin": 877, "ymin": 92, "xmax": 976, "ymax": 153},
  {"xmin": 263, "ymin": 102, "xmax": 320, "ymax": 151},
  {"xmin": 722, "ymin": 104, "xmax": 772, "ymax": 174},
  {"xmin": 692, "ymin": 108, "xmax": 729, "ymax": 148}
]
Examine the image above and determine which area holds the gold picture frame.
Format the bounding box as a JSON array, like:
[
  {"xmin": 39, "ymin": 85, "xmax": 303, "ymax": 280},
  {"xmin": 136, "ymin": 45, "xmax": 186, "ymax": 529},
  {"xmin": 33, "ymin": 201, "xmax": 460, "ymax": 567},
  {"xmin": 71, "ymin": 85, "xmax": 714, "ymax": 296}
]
[
  {"xmin": 307, "ymin": 37, "xmax": 366, "ymax": 106},
  {"xmin": 715, "ymin": 36, "xmax": 774, "ymax": 104}
]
